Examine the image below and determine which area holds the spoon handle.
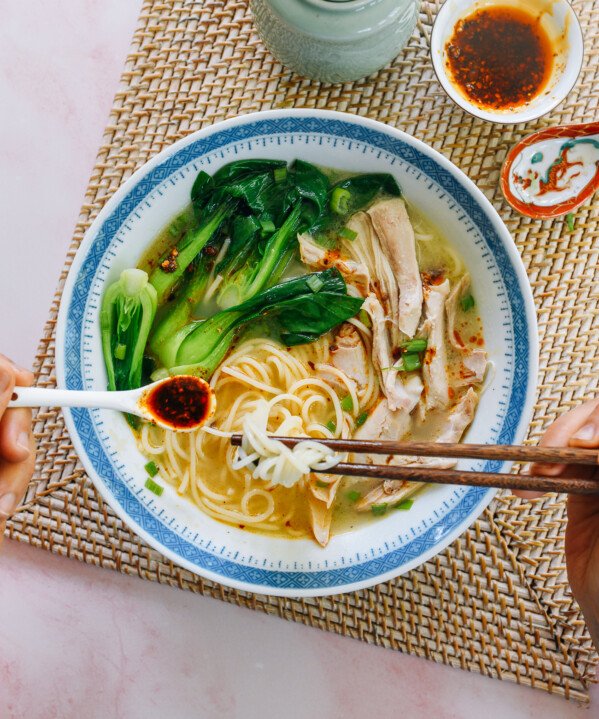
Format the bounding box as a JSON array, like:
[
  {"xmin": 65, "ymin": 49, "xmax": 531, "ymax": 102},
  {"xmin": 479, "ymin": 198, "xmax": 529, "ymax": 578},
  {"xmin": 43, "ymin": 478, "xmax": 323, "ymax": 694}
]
[{"xmin": 8, "ymin": 386, "xmax": 138, "ymax": 415}]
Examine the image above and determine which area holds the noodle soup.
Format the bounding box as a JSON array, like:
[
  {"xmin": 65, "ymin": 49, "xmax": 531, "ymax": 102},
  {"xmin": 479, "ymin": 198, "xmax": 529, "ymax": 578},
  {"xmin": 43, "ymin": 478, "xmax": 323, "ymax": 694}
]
[{"xmin": 101, "ymin": 160, "xmax": 487, "ymax": 547}]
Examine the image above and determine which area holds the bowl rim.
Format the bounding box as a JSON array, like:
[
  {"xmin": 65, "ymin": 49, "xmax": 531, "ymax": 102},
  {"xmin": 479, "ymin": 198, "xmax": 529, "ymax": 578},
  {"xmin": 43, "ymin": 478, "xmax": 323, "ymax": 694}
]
[
  {"xmin": 429, "ymin": 0, "xmax": 585, "ymax": 125},
  {"xmin": 55, "ymin": 108, "xmax": 539, "ymax": 597}
]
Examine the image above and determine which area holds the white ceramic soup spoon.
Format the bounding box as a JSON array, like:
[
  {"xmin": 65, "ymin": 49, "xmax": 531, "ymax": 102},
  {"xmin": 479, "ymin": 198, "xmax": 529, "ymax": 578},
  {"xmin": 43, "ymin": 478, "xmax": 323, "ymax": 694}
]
[{"xmin": 8, "ymin": 375, "xmax": 216, "ymax": 432}]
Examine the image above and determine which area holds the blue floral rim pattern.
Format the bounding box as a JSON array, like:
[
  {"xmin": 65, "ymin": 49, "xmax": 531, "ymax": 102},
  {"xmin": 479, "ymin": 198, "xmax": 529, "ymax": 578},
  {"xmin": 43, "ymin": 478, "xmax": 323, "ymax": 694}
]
[{"xmin": 62, "ymin": 115, "xmax": 530, "ymax": 592}]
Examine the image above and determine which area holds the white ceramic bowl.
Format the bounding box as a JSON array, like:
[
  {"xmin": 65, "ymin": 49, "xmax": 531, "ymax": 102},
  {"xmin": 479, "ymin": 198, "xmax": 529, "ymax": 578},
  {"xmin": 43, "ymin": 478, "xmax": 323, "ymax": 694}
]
[
  {"xmin": 430, "ymin": 0, "xmax": 584, "ymax": 124},
  {"xmin": 56, "ymin": 110, "xmax": 538, "ymax": 597}
]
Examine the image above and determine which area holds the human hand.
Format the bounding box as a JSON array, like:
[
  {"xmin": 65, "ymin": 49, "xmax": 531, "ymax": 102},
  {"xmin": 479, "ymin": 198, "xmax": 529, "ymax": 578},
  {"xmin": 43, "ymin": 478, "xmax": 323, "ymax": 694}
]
[
  {"xmin": 0, "ymin": 355, "xmax": 35, "ymax": 549},
  {"xmin": 514, "ymin": 399, "xmax": 599, "ymax": 647}
]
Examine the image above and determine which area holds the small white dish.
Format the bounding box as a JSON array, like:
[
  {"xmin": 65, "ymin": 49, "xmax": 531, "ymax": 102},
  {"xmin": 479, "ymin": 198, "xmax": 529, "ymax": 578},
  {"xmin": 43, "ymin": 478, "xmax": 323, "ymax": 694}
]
[{"xmin": 430, "ymin": 0, "xmax": 584, "ymax": 124}]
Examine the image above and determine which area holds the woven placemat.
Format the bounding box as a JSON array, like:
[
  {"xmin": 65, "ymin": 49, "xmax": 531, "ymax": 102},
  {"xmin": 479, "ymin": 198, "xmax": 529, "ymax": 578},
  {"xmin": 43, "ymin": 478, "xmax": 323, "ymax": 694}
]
[{"xmin": 7, "ymin": 0, "xmax": 599, "ymax": 702}]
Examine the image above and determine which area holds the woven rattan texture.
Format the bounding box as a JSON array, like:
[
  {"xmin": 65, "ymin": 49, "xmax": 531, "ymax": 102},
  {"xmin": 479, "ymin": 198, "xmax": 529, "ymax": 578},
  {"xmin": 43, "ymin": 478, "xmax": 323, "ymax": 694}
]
[{"xmin": 7, "ymin": 0, "xmax": 599, "ymax": 702}]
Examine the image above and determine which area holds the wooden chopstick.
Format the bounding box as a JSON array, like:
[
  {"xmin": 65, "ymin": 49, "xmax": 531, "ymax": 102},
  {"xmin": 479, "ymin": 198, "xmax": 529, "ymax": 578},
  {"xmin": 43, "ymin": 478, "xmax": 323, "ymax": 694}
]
[
  {"xmin": 229, "ymin": 435, "xmax": 599, "ymax": 494},
  {"xmin": 230, "ymin": 435, "xmax": 598, "ymax": 466},
  {"xmin": 316, "ymin": 462, "xmax": 599, "ymax": 495}
]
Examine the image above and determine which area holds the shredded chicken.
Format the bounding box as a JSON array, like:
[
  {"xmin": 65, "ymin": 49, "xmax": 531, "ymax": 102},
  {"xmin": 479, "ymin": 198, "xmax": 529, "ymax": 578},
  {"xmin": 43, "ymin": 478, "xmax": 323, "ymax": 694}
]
[
  {"xmin": 363, "ymin": 294, "xmax": 423, "ymax": 413},
  {"xmin": 308, "ymin": 492, "xmax": 333, "ymax": 547},
  {"xmin": 298, "ymin": 232, "xmax": 370, "ymax": 294},
  {"xmin": 329, "ymin": 324, "xmax": 370, "ymax": 391},
  {"xmin": 344, "ymin": 212, "xmax": 401, "ymax": 343},
  {"xmin": 421, "ymin": 279, "xmax": 451, "ymax": 411},
  {"xmin": 445, "ymin": 274, "xmax": 489, "ymax": 386},
  {"xmin": 367, "ymin": 198, "xmax": 423, "ymax": 338},
  {"xmin": 356, "ymin": 388, "xmax": 480, "ymax": 511}
]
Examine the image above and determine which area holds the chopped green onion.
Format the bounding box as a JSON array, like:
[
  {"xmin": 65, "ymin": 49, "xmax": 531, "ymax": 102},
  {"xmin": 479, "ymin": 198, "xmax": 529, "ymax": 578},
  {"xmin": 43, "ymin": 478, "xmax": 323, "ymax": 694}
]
[
  {"xmin": 371, "ymin": 503, "xmax": 388, "ymax": 516},
  {"xmin": 340, "ymin": 394, "xmax": 354, "ymax": 412},
  {"xmin": 144, "ymin": 461, "xmax": 159, "ymax": 478},
  {"xmin": 566, "ymin": 212, "xmax": 575, "ymax": 232},
  {"xmin": 460, "ymin": 294, "xmax": 475, "ymax": 312},
  {"xmin": 316, "ymin": 480, "xmax": 329, "ymax": 488},
  {"xmin": 394, "ymin": 499, "xmax": 414, "ymax": 511},
  {"xmin": 325, "ymin": 419, "xmax": 336, "ymax": 433},
  {"xmin": 339, "ymin": 226, "xmax": 358, "ymax": 241},
  {"xmin": 114, "ymin": 343, "xmax": 127, "ymax": 361},
  {"xmin": 401, "ymin": 338, "xmax": 428, "ymax": 354},
  {"xmin": 401, "ymin": 353, "xmax": 422, "ymax": 372},
  {"xmin": 330, "ymin": 187, "xmax": 351, "ymax": 215},
  {"xmin": 168, "ymin": 215, "xmax": 186, "ymax": 237},
  {"xmin": 346, "ymin": 490, "xmax": 361, "ymax": 502},
  {"xmin": 273, "ymin": 166, "xmax": 287, "ymax": 183},
  {"xmin": 145, "ymin": 478, "xmax": 164, "ymax": 496},
  {"xmin": 306, "ymin": 274, "xmax": 325, "ymax": 293},
  {"xmin": 259, "ymin": 217, "xmax": 276, "ymax": 235},
  {"xmin": 355, "ymin": 411, "xmax": 368, "ymax": 427},
  {"xmin": 358, "ymin": 309, "xmax": 371, "ymax": 328}
]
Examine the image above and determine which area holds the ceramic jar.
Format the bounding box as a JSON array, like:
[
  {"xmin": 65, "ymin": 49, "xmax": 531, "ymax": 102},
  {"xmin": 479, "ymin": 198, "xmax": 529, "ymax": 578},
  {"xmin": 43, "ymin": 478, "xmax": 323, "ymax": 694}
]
[{"xmin": 250, "ymin": 0, "xmax": 421, "ymax": 83}]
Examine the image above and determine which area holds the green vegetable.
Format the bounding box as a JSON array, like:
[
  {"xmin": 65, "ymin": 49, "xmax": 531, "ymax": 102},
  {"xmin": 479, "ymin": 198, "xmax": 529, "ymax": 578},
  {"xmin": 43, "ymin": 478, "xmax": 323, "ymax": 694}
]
[
  {"xmin": 144, "ymin": 461, "xmax": 159, "ymax": 477},
  {"xmin": 259, "ymin": 217, "xmax": 276, "ymax": 235},
  {"xmin": 158, "ymin": 269, "xmax": 363, "ymax": 378},
  {"xmin": 329, "ymin": 174, "xmax": 401, "ymax": 216},
  {"xmin": 355, "ymin": 411, "xmax": 368, "ymax": 427},
  {"xmin": 145, "ymin": 478, "xmax": 164, "ymax": 496},
  {"xmin": 217, "ymin": 203, "xmax": 303, "ymax": 308},
  {"xmin": 346, "ymin": 490, "xmax": 361, "ymax": 502},
  {"xmin": 401, "ymin": 338, "xmax": 428, "ymax": 353},
  {"xmin": 460, "ymin": 293, "xmax": 475, "ymax": 312},
  {"xmin": 306, "ymin": 274, "xmax": 324, "ymax": 293},
  {"xmin": 316, "ymin": 480, "xmax": 330, "ymax": 488},
  {"xmin": 566, "ymin": 212, "xmax": 575, "ymax": 232},
  {"xmin": 273, "ymin": 166, "xmax": 287, "ymax": 183},
  {"xmin": 114, "ymin": 343, "xmax": 127, "ymax": 361},
  {"xmin": 394, "ymin": 499, "xmax": 414, "ymax": 511},
  {"xmin": 100, "ymin": 269, "xmax": 157, "ymax": 392},
  {"xmin": 325, "ymin": 419, "xmax": 336, "ymax": 433},
  {"xmin": 330, "ymin": 187, "xmax": 351, "ymax": 215},
  {"xmin": 358, "ymin": 309, "xmax": 371, "ymax": 328},
  {"xmin": 339, "ymin": 226, "xmax": 357, "ymax": 241},
  {"xmin": 149, "ymin": 252, "xmax": 213, "ymax": 356},
  {"xmin": 340, "ymin": 395, "xmax": 353, "ymax": 412},
  {"xmin": 149, "ymin": 200, "xmax": 232, "ymax": 304},
  {"xmin": 401, "ymin": 353, "xmax": 422, "ymax": 372},
  {"xmin": 371, "ymin": 503, "xmax": 388, "ymax": 516}
]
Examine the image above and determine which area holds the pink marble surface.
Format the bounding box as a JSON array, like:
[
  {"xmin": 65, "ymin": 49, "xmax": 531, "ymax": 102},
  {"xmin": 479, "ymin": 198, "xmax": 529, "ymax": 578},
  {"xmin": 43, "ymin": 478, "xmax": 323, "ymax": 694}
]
[{"xmin": 0, "ymin": 1, "xmax": 595, "ymax": 717}]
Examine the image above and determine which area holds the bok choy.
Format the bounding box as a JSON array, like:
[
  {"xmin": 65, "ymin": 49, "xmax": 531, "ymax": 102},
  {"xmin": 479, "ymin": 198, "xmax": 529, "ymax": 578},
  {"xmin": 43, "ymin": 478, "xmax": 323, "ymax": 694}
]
[
  {"xmin": 156, "ymin": 268, "xmax": 363, "ymax": 379},
  {"xmin": 100, "ymin": 269, "xmax": 157, "ymax": 391}
]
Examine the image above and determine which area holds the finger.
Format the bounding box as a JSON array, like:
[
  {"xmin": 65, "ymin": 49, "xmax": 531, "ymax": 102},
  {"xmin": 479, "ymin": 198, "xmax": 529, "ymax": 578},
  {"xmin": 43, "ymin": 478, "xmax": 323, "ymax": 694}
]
[
  {"xmin": 569, "ymin": 402, "xmax": 599, "ymax": 448},
  {"xmin": 0, "ymin": 354, "xmax": 34, "ymax": 387},
  {"xmin": 0, "ymin": 408, "xmax": 32, "ymax": 463},
  {"xmin": 529, "ymin": 400, "xmax": 599, "ymax": 477},
  {"xmin": 511, "ymin": 489, "xmax": 545, "ymax": 499},
  {"xmin": 0, "ymin": 363, "xmax": 16, "ymax": 418},
  {"xmin": 0, "ymin": 433, "xmax": 36, "ymax": 521}
]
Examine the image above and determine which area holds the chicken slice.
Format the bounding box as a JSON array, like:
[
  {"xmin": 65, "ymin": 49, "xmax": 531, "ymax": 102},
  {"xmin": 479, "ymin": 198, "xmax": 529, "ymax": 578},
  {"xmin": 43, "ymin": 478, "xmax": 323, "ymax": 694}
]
[
  {"xmin": 356, "ymin": 388, "xmax": 480, "ymax": 511},
  {"xmin": 329, "ymin": 324, "xmax": 370, "ymax": 391},
  {"xmin": 421, "ymin": 279, "xmax": 451, "ymax": 411},
  {"xmin": 446, "ymin": 275, "xmax": 470, "ymax": 351},
  {"xmin": 355, "ymin": 480, "xmax": 422, "ymax": 512},
  {"xmin": 436, "ymin": 387, "xmax": 478, "ymax": 443},
  {"xmin": 298, "ymin": 232, "xmax": 370, "ymax": 294},
  {"xmin": 445, "ymin": 274, "xmax": 488, "ymax": 386},
  {"xmin": 345, "ymin": 212, "xmax": 401, "ymax": 343},
  {"xmin": 363, "ymin": 294, "xmax": 423, "ymax": 413},
  {"xmin": 352, "ymin": 398, "xmax": 412, "ymax": 464},
  {"xmin": 308, "ymin": 493, "xmax": 333, "ymax": 547},
  {"xmin": 368, "ymin": 198, "xmax": 423, "ymax": 338}
]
